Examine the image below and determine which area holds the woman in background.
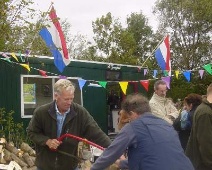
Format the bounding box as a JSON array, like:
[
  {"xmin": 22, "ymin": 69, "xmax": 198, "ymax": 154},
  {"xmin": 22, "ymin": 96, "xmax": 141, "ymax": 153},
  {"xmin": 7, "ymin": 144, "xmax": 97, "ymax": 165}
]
[{"xmin": 177, "ymin": 93, "xmax": 202, "ymax": 150}]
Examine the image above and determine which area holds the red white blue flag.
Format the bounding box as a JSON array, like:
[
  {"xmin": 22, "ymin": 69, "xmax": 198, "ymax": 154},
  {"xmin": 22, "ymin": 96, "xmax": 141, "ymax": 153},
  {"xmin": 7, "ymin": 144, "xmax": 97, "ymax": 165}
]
[
  {"xmin": 39, "ymin": 6, "xmax": 70, "ymax": 73},
  {"xmin": 155, "ymin": 35, "xmax": 171, "ymax": 73}
]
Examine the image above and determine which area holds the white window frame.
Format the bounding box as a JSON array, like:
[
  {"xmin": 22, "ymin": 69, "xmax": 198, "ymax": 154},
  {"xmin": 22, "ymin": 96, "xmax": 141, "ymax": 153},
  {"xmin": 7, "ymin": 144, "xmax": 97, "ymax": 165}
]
[{"xmin": 20, "ymin": 75, "xmax": 83, "ymax": 118}]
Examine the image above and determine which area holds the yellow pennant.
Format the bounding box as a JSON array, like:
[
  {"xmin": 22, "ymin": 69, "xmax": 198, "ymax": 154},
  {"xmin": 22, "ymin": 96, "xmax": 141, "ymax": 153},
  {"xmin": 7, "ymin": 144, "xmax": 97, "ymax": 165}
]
[
  {"xmin": 20, "ymin": 63, "xmax": 30, "ymax": 71},
  {"xmin": 175, "ymin": 70, "xmax": 180, "ymax": 79},
  {"xmin": 119, "ymin": 82, "xmax": 128, "ymax": 95},
  {"xmin": 11, "ymin": 52, "xmax": 19, "ymax": 62}
]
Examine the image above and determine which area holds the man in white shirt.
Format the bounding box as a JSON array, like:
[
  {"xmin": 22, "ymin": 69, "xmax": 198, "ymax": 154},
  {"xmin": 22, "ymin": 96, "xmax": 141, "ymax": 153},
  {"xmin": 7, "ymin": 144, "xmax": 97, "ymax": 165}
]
[{"xmin": 149, "ymin": 80, "xmax": 179, "ymax": 124}]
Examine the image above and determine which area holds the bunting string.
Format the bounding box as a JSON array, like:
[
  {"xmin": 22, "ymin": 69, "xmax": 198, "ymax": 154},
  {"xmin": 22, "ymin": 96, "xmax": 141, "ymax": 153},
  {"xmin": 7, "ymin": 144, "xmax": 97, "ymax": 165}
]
[{"xmin": 0, "ymin": 54, "xmax": 211, "ymax": 94}]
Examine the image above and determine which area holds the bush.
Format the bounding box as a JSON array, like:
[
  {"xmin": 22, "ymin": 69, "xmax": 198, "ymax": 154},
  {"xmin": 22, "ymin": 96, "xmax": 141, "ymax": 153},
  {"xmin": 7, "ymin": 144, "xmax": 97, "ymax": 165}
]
[{"xmin": 0, "ymin": 108, "xmax": 31, "ymax": 148}]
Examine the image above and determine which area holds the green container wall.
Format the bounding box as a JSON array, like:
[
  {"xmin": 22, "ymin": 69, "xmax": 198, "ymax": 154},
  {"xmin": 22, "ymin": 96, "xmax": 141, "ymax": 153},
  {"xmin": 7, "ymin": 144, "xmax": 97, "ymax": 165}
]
[{"xmin": 0, "ymin": 57, "xmax": 146, "ymax": 134}]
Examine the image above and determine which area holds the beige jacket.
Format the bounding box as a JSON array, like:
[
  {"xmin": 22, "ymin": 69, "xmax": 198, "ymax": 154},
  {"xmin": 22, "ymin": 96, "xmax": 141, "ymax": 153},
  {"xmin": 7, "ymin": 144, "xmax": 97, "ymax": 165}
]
[{"xmin": 149, "ymin": 93, "xmax": 179, "ymax": 124}]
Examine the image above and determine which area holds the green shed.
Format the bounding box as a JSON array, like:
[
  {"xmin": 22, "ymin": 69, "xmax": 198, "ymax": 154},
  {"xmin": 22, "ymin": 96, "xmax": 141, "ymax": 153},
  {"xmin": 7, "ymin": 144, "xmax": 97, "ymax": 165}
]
[{"xmin": 0, "ymin": 54, "xmax": 147, "ymax": 134}]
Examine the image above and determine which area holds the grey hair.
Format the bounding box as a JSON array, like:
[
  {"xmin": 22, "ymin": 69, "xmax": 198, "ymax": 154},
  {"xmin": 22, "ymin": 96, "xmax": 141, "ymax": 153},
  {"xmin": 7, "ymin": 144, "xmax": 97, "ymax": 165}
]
[
  {"xmin": 154, "ymin": 80, "xmax": 166, "ymax": 90},
  {"xmin": 121, "ymin": 93, "xmax": 151, "ymax": 115},
  {"xmin": 54, "ymin": 79, "xmax": 75, "ymax": 95}
]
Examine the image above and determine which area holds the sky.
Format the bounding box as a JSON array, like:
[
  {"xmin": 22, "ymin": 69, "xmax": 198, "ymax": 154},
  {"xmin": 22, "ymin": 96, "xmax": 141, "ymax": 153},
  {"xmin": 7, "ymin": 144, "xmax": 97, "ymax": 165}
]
[{"xmin": 32, "ymin": 0, "xmax": 158, "ymax": 40}]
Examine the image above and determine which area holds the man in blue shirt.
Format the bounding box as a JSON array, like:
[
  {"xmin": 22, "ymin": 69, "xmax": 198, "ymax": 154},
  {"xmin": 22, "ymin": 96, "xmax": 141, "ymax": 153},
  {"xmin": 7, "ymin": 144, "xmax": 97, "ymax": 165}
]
[{"xmin": 90, "ymin": 93, "xmax": 194, "ymax": 170}]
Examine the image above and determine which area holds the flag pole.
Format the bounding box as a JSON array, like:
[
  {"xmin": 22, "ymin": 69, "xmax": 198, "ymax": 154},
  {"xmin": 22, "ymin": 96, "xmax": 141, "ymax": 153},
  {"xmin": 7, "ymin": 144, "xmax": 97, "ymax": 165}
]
[
  {"xmin": 141, "ymin": 35, "xmax": 168, "ymax": 67},
  {"xmin": 26, "ymin": 2, "xmax": 54, "ymax": 54}
]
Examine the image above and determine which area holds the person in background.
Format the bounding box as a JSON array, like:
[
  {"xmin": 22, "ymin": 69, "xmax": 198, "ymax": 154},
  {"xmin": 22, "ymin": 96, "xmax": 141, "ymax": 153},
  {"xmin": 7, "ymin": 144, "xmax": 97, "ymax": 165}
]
[
  {"xmin": 117, "ymin": 109, "xmax": 130, "ymax": 130},
  {"xmin": 107, "ymin": 89, "xmax": 120, "ymax": 110},
  {"xmin": 174, "ymin": 93, "xmax": 202, "ymax": 151},
  {"xmin": 89, "ymin": 93, "xmax": 194, "ymax": 170},
  {"xmin": 27, "ymin": 79, "xmax": 111, "ymax": 170},
  {"xmin": 175, "ymin": 98, "xmax": 183, "ymax": 111},
  {"xmin": 149, "ymin": 80, "xmax": 179, "ymax": 124},
  {"xmin": 186, "ymin": 83, "xmax": 212, "ymax": 170}
]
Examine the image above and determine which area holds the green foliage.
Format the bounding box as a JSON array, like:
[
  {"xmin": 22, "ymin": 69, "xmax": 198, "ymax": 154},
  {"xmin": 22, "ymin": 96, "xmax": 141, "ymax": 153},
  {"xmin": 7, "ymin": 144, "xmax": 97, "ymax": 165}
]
[
  {"xmin": 126, "ymin": 12, "xmax": 153, "ymax": 63},
  {"xmin": 92, "ymin": 12, "xmax": 155, "ymax": 65},
  {"xmin": 165, "ymin": 73, "xmax": 211, "ymax": 102},
  {"xmin": 0, "ymin": 108, "xmax": 30, "ymax": 148},
  {"xmin": 0, "ymin": 0, "xmax": 51, "ymax": 55}
]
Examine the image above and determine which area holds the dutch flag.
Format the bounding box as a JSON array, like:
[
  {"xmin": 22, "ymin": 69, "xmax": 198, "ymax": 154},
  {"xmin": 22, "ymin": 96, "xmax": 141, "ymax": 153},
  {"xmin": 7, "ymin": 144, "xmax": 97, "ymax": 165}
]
[
  {"xmin": 155, "ymin": 35, "xmax": 171, "ymax": 74},
  {"xmin": 39, "ymin": 6, "xmax": 70, "ymax": 73}
]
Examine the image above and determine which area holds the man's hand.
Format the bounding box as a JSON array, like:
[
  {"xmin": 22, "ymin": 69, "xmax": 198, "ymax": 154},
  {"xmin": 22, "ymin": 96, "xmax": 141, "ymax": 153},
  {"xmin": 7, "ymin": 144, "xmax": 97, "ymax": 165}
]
[
  {"xmin": 46, "ymin": 139, "xmax": 62, "ymax": 150},
  {"xmin": 115, "ymin": 155, "xmax": 126, "ymax": 168},
  {"xmin": 167, "ymin": 115, "xmax": 175, "ymax": 121}
]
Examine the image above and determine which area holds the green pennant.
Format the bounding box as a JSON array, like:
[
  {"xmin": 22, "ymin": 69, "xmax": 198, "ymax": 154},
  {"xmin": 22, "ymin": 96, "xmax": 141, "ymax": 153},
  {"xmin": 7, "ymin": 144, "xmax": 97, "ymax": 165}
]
[
  {"xmin": 0, "ymin": 58, "xmax": 11, "ymax": 63},
  {"xmin": 19, "ymin": 51, "xmax": 24, "ymax": 62},
  {"xmin": 98, "ymin": 81, "xmax": 107, "ymax": 88},
  {"xmin": 203, "ymin": 64, "xmax": 212, "ymax": 75},
  {"xmin": 163, "ymin": 70, "xmax": 168, "ymax": 76}
]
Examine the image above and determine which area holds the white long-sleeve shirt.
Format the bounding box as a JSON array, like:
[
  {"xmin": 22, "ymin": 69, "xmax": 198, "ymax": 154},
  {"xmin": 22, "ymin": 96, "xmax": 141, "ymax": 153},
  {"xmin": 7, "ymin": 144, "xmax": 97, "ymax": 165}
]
[{"xmin": 149, "ymin": 93, "xmax": 179, "ymax": 124}]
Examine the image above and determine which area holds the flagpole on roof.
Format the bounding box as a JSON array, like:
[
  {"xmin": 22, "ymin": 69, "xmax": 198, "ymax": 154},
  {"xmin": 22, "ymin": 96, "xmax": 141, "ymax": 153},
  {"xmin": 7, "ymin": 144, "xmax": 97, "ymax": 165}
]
[{"xmin": 141, "ymin": 35, "xmax": 168, "ymax": 67}]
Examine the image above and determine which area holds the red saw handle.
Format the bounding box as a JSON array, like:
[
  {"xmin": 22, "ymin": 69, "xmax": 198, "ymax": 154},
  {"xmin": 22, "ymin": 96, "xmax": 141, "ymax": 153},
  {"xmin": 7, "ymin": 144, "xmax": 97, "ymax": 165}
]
[{"xmin": 57, "ymin": 133, "xmax": 105, "ymax": 150}]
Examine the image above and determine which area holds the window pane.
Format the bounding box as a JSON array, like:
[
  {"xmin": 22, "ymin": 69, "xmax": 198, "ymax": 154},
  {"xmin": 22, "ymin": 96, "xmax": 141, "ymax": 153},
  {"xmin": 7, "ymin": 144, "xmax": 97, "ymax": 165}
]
[{"xmin": 21, "ymin": 76, "xmax": 82, "ymax": 118}]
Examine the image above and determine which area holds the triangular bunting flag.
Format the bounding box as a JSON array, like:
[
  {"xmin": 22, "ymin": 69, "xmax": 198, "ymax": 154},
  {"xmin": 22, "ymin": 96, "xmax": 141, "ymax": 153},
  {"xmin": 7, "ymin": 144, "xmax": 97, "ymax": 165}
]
[
  {"xmin": 39, "ymin": 70, "xmax": 47, "ymax": 77},
  {"xmin": 26, "ymin": 49, "xmax": 31, "ymax": 55},
  {"xmin": 203, "ymin": 63, "xmax": 212, "ymax": 75},
  {"xmin": 153, "ymin": 70, "xmax": 158, "ymax": 78},
  {"xmin": 140, "ymin": 80, "xmax": 149, "ymax": 91},
  {"xmin": 163, "ymin": 70, "xmax": 168, "ymax": 76},
  {"xmin": 20, "ymin": 63, "xmax": 30, "ymax": 71},
  {"xmin": 98, "ymin": 81, "xmax": 107, "ymax": 88},
  {"xmin": 161, "ymin": 76, "xmax": 171, "ymax": 89},
  {"xmin": 11, "ymin": 53, "xmax": 19, "ymax": 62},
  {"xmin": 88, "ymin": 83, "xmax": 102, "ymax": 87},
  {"xmin": 18, "ymin": 51, "xmax": 24, "ymax": 62},
  {"xmin": 144, "ymin": 69, "xmax": 148, "ymax": 76},
  {"xmin": 119, "ymin": 82, "xmax": 128, "ymax": 95},
  {"xmin": 199, "ymin": 70, "xmax": 204, "ymax": 79},
  {"xmin": 0, "ymin": 58, "xmax": 11, "ymax": 63},
  {"xmin": 78, "ymin": 79, "xmax": 86, "ymax": 90},
  {"xmin": 1, "ymin": 53, "xmax": 10, "ymax": 58},
  {"xmin": 175, "ymin": 70, "xmax": 180, "ymax": 79},
  {"xmin": 59, "ymin": 75, "xmax": 67, "ymax": 79},
  {"xmin": 183, "ymin": 71, "xmax": 191, "ymax": 82}
]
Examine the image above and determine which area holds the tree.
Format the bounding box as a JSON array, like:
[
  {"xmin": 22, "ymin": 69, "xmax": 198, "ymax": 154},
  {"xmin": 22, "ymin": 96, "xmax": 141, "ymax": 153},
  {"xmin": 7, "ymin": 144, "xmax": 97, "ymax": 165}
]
[
  {"xmin": 126, "ymin": 12, "xmax": 154, "ymax": 64},
  {"xmin": 154, "ymin": 0, "xmax": 212, "ymax": 70},
  {"xmin": 92, "ymin": 12, "xmax": 122, "ymax": 58},
  {"xmin": 92, "ymin": 12, "xmax": 155, "ymax": 65},
  {"xmin": 0, "ymin": 0, "xmax": 43, "ymax": 53}
]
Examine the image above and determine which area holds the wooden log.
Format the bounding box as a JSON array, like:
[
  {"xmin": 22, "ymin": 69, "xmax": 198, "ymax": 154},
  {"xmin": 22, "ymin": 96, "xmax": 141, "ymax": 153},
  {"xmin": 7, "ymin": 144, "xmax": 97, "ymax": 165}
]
[
  {"xmin": 23, "ymin": 152, "xmax": 34, "ymax": 167},
  {"xmin": 0, "ymin": 150, "xmax": 7, "ymax": 164},
  {"xmin": 22, "ymin": 165, "xmax": 37, "ymax": 170},
  {"xmin": 20, "ymin": 142, "xmax": 36, "ymax": 156},
  {"xmin": 28, "ymin": 166, "xmax": 37, "ymax": 170},
  {"xmin": 9, "ymin": 151, "xmax": 28, "ymax": 167},
  {"xmin": 30, "ymin": 156, "xmax": 35, "ymax": 163},
  {"xmin": 3, "ymin": 149, "xmax": 12, "ymax": 162},
  {"xmin": 3, "ymin": 149, "xmax": 27, "ymax": 167},
  {"xmin": 22, "ymin": 166, "xmax": 28, "ymax": 170},
  {"xmin": 5, "ymin": 143, "xmax": 19, "ymax": 156}
]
